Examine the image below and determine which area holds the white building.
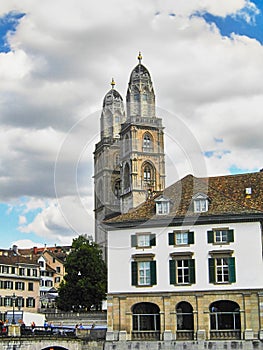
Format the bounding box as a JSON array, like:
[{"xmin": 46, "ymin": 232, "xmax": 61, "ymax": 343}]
[{"xmin": 104, "ymin": 171, "xmax": 263, "ymax": 342}]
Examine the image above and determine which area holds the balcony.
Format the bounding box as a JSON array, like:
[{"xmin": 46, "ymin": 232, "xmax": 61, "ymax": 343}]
[
  {"xmin": 176, "ymin": 330, "xmax": 195, "ymax": 340},
  {"xmin": 210, "ymin": 330, "xmax": 241, "ymax": 340},
  {"xmin": 132, "ymin": 331, "xmax": 160, "ymax": 340}
]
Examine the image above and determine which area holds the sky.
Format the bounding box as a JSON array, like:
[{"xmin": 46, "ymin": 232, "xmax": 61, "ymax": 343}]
[{"xmin": 0, "ymin": 0, "xmax": 262, "ymax": 249}]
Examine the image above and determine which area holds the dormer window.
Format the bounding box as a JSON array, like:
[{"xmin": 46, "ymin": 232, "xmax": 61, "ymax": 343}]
[
  {"xmin": 155, "ymin": 195, "xmax": 170, "ymax": 215},
  {"xmin": 193, "ymin": 193, "xmax": 209, "ymax": 213}
]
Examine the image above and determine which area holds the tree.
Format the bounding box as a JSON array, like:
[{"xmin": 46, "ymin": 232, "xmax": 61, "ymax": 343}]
[{"xmin": 56, "ymin": 235, "xmax": 107, "ymax": 311}]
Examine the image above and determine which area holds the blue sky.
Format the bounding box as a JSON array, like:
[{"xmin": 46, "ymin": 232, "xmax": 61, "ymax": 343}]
[
  {"xmin": 0, "ymin": 0, "xmax": 262, "ymax": 249},
  {"xmin": 0, "ymin": 12, "xmax": 24, "ymax": 52}
]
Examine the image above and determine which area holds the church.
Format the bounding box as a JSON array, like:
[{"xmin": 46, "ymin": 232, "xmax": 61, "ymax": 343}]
[
  {"xmin": 94, "ymin": 53, "xmax": 165, "ymax": 259},
  {"xmin": 94, "ymin": 54, "xmax": 263, "ymax": 344}
]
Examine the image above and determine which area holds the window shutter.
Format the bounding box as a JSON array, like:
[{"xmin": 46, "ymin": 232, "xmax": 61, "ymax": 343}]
[
  {"xmin": 208, "ymin": 258, "xmax": 215, "ymax": 283},
  {"xmin": 150, "ymin": 234, "xmax": 156, "ymax": 246},
  {"xmin": 32, "ymin": 298, "xmax": 35, "ymax": 307},
  {"xmin": 150, "ymin": 261, "xmax": 157, "ymax": 285},
  {"xmin": 188, "ymin": 259, "xmax": 196, "ymax": 284},
  {"xmin": 15, "ymin": 282, "xmax": 18, "ymax": 290},
  {"xmin": 168, "ymin": 232, "xmax": 174, "ymax": 245},
  {"xmin": 228, "ymin": 229, "xmax": 234, "ymax": 242},
  {"xmin": 228, "ymin": 257, "xmax": 236, "ymax": 283},
  {"xmin": 188, "ymin": 231, "xmax": 194, "ymax": 244},
  {"xmin": 131, "ymin": 261, "xmax": 138, "ymax": 286},
  {"xmin": 131, "ymin": 235, "xmax": 137, "ymax": 247},
  {"xmin": 26, "ymin": 299, "xmax": 29, "ymax": 307},
  {"xmin": 169, "ymin": 260, "xmax": 176, "ymax": 284},
  {"xmin": 207, "ymin": 230, "xmax": 214, "ymax": 243}
]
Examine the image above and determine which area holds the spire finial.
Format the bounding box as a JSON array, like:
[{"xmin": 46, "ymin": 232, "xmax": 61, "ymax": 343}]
[
  {"xmin": 138, "ymin": 51, "xmax": 142, "ymax": 64},
  {"xmin": 111, "ymin": 78, "xmax": 115, "ymax": 89}
]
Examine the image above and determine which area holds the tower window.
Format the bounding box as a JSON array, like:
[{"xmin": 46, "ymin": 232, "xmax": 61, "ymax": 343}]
[{"xmin": 143, "ymin": 133, "xmax": 153, "ymax": 151}]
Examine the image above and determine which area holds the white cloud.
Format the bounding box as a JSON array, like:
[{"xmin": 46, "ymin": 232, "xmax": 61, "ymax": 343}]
[{"xmin": 0, "ymin": 0, "xmax": 262, "ymax": 246}]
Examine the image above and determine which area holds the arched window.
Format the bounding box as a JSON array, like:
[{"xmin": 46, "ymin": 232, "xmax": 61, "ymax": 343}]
[
  {"xmin": 176, "ymin": 301, "xmax": 194, "ymax": 340},
  {"xmin": 132, "ymin": 302, "xmax": 160, "ymax": 340},
  {"xmin": 210, "ymin": 300, "xmax": 241, "ymax": 339},
  {"xmin": 142, "ymin": 163, "xmax": 155, "ymax": 188},
  {"xmin": 143, "ymin": 133, "xmax": 153, "ymax": 151},
  {"xmin": 124, "ymin": 163, "xmax": 130, "ymax": 190}
]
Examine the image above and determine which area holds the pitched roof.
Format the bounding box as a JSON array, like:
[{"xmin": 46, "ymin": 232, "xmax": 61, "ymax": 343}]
[
  {"xmin": 104, "ymin": 171, "xmax": 263, "ymax": 227},
  {"xmin": 0, "ymin": 254, "xmax": 39, "ymax": 266}
]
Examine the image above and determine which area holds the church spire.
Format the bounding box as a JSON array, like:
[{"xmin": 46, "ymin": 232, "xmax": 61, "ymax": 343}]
[{"xmin": 126, "ymin": 53, "xmax": 156, "ymax": 120}]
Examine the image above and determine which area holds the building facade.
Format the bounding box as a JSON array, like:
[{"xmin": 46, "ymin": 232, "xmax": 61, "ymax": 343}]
[
  {"xmin": 0, "ymin": 251, "xmax": 40, "ymax": 315},
  {"xmin": 94, "ymin": 53, "xmax": 165, "ymax": 258},
  {"xmin": 105, "ymin": 171, "xmax": 263, "ymax": 342}
]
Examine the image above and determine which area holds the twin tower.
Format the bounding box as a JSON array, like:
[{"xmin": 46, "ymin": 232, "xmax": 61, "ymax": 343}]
[{"xmin": 94, "ymin": 53, "xmax": 166, "ymax": 255}]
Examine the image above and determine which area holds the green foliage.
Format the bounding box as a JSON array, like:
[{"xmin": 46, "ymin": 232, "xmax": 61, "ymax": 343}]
[{"xmin": 56, "ymin": 235, "xmax": 107, "ymax": 311}]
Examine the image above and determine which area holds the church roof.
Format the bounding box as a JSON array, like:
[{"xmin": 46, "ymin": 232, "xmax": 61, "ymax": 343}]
[
  {"xmin": 104, "ymin": 171, "xmax": 263, "ymax": 227},
  {"xmin": 128, "ymin": 63, "xmax": 152, "ymax": 85},
  {"xmin": 102, "ymin": 87, "xmax": 123, "ymax": 108}
]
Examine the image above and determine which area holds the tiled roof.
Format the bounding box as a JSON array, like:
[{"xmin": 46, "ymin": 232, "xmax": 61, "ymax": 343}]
[
  {"xmin": 0, "ymin": 255, "xmax": 39, "ymax": 266},
  {"xmin": 104, "ymin": 171, "xmax": 263, "ymax": 226}
]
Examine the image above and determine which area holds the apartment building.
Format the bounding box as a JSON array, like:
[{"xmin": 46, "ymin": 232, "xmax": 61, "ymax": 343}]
[{"xmin": 105, "ymin": 171, "xmax": 263, "ymax": 342}]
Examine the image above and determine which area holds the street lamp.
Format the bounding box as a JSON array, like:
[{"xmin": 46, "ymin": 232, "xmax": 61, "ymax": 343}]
[{"xmin": 11, "ymin": 293, "xmax": 17, "ymax": 324}]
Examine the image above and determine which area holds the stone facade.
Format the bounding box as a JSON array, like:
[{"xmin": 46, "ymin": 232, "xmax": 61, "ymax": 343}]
[{"xmin": 106, "ymin": 290, "xmax": 263, "ymax": 341}]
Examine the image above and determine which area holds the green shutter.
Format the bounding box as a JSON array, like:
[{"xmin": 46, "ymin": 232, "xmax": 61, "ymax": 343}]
[
  {"xmin": 228, "ymin": 229, "xmax": 234, "ymax": 242},
  {"xmin": 168, "ymin": 232, "xmax": 174, "ymax": 245},
  {"xmin": 208, "ymin": 258, "xmax": 215, "ymax": 283},
  {"xmin": 188, "ymin": 259, "xmax": 196, "ymax": 284},
  {"xmin": 131, "ymin": 261, "xmax": 138, "ymax": 286},
  {"xmin": 228, "ymin": 257, "xmax": 236, "ymax": 283},
  {"xmin": 150, "ymin": 234, "xmax": 156, "ymax": 246},
  {"xmin": 150, "ymin": 261, "xmax": 157, "ymax": 285},
  {"xmin": 131, "ymin": 235, "xmax": 137, "ymax": 247},
  {"xmin": 169, "ymin": 260, "xmax": 176, "ymax": 284},
  {"xmin": 207, "ymin": 230, "xmax": 214, "ymax": 243},
  {"xmin": 188, "ymin": 231, "xmax": 194, "ymax": 244}
]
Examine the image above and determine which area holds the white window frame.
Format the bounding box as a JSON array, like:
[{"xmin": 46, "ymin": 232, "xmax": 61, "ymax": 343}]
[
  {"xmin": 177, "ymin": 259, "xmax": 190, "ymax": 284},
  {"xmin": 176, "ymin": 232, "xmax": 189, "ymax": 245},
  {"xmin": 215, "ymin": 230, "xmax": 228, "ymax": 243},
  {"xmin": 215, "ymin": 258, "xmax": 229, "ymax": 283},
  {"xmin": 137, "ymin": 234, "xmax": 150, "ymax": 247},
  {"xmin": 138, "ymin": 261, "xmax": 151, "ymax": 286}
]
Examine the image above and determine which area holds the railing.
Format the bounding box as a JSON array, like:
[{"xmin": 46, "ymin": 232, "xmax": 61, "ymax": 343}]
[
  {"xmin": 132, "ymin": 331, "xmax": 160, "ymax": 340},
  {"xmin": 176, "ymin": 330, "xmax": 195, "ymax": 340},
  {"xmin": 210, "ymin": 330, "xmax": 241, "ymax": 340}
]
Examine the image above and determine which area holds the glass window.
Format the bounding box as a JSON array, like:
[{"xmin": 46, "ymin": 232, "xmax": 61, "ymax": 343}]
[
  {"xmin": 137, "ymin": 235, "xmax": 150, "ymax": 247},
  {"xmin": 176, "ymin": 232, "xmax": 189, "ymax": 245},
  {"xmin": 194, "ymin": 199, "xmax": 208, "ymax": 212},
  {"xmin": 138, "ymin": 262, "xmax": 151, "ymax": 286},
  {"xmin": 156, "ymin": 201, "xmax": 169, "ymax": 215}
]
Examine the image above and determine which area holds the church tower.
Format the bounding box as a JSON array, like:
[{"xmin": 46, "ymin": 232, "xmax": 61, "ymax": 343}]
[
  {"xmin": 94, "ymin": 54, "xmax": 165, "ymax": 257},
  {"xmin": 94, "ymin": 79, "xmax": 125, "ymax": 257},
  {"xmin": 120, "ymin": 53, "xmax": 165, "ymax": 213}
]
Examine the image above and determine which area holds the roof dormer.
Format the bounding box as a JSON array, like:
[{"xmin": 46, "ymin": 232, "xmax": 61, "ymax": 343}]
[
  {"xmin": 154, "ymin": 195, "xmax": 171, "ymax": 215},
  {"xmin": 192, "ymin": 193, "xmax": 209, "ymax": 213}
]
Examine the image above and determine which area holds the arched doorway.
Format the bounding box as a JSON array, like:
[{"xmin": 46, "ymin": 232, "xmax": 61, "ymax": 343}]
[
  {"xmin": 132, "ymin": 302, "xmax": 160, "ymax": 340},
  {"xmin": 209, "ymin": 300, "xmax": 241, "ymax": 339},
  {"xmin": 176, "ymin": 301, "xmax": 194, "ymax": 340}
]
